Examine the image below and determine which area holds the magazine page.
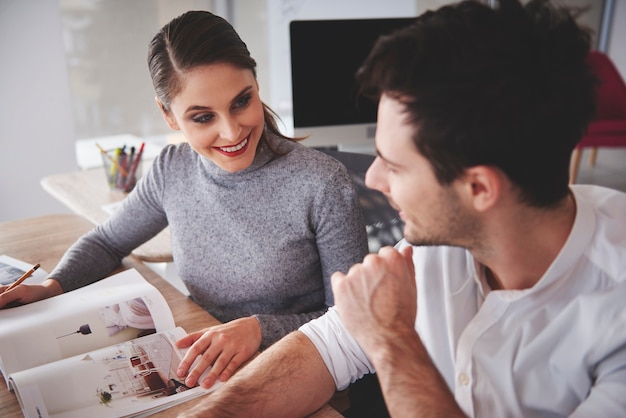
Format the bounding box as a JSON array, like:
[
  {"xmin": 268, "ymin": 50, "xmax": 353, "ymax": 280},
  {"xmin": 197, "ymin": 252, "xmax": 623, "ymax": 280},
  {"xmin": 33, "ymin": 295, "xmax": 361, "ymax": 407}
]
[
  {"xmin": 0, "ymin": 255, "xmax": 48, "ymax": 286},
  {"xmin": 0, "ymin": 269, "xmax": 176, "ymax": 387},
  {"xmin": 10, "ymin": 327, "xmax": 221, "ymax": 418}
]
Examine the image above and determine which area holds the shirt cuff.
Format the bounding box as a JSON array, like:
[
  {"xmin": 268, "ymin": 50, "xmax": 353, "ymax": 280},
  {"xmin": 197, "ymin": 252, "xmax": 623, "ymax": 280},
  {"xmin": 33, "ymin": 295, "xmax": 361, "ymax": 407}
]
[{"xmin": 299, "ymin": 306, "xmax": 375, "ymax": 390}]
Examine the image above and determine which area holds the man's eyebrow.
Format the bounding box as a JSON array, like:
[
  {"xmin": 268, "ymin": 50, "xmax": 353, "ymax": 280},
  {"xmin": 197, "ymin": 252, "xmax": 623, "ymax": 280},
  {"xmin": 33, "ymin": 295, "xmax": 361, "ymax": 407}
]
[{"xmin": 376, "ymin": 147, "xmax": 401, "ymax": 168}]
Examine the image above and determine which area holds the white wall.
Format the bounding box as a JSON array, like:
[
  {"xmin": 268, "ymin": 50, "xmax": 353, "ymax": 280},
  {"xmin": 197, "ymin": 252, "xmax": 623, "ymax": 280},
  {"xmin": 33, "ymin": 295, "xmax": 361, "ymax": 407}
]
[
  {"xmin": 0, "ymin": 0, "xmax": 623, "ymax": 223},
  {"xmin": 0, "ymin": 0, "xmax": 75, "ymax": 222}
]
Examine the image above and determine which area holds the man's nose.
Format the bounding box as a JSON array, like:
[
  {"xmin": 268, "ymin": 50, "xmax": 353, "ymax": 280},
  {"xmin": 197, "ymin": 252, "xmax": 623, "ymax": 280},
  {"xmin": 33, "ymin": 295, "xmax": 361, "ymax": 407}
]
[{"xmin": 365, "ymin": 157, "xmax": 390, "ymax": 194}]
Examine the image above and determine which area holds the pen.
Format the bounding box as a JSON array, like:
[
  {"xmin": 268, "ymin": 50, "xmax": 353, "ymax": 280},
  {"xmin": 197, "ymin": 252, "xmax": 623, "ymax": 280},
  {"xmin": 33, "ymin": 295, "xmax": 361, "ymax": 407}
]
[
  {"xmin": 126, "ymin": 146, "xmax": 136, "ymax": 172},
  {"xmin": 124, "ymin": 141, "xmax": 145, "ymax": 191},
  {"xmin": 2, "ymin": 263, "xmax": 40, "ymax": 294}
]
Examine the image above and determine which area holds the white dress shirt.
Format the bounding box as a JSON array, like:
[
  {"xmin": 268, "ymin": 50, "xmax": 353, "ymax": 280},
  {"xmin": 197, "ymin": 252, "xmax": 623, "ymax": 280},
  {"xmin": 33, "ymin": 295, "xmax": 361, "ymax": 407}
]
[{"xmin": 300, "ymin": 185, "xmax": 626, "ymax": 417}]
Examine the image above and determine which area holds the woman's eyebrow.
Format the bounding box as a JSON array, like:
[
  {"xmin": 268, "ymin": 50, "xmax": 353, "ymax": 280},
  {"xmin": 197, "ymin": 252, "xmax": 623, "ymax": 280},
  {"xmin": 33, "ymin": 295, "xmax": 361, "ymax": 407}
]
[
  {"xmin": 230, "ymin": 85, "xmax": 253, "ymax": 105},
  {"xmin": 184, "ymin": 86, "xmax": 255, "ymax": 114}
]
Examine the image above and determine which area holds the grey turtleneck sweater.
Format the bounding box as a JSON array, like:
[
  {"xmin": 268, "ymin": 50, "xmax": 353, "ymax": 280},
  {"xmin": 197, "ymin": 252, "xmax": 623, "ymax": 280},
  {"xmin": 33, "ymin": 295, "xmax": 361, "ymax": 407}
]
[{"xmin": 50, "ymin": 134, "xmax": 368, "ymax": 348}]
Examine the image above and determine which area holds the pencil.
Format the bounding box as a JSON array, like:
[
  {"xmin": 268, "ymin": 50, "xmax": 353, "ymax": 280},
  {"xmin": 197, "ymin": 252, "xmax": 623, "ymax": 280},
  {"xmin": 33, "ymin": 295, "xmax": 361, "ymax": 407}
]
[
  {"xmin": 2, "ymin": 263, "xmax": 40, "ymax": 294},
  {"xmin": 95, "ymin": 143, "xmax": 129, "ymax": 177}
]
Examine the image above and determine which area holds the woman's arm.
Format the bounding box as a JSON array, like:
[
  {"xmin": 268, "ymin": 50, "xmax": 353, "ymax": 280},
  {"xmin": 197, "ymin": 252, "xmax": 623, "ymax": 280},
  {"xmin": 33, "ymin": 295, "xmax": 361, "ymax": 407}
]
[
  {"xmin": 246, "ymin": 157, "xmax": 370, "ymax": 349},
  {"xmin": 314, "ymin": 161, "xmax": 369, "ymax": 301},
  {"xmin": 49, "ymin": 152, "xmax": 170, "ymax": 292}
]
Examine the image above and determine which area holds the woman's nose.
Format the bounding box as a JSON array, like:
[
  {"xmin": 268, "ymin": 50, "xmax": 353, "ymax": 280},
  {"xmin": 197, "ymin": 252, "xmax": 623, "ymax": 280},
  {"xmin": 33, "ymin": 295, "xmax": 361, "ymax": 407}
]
[{"xmin": 219, "ymin": 116, "xmax": 242, "ymax": 142}]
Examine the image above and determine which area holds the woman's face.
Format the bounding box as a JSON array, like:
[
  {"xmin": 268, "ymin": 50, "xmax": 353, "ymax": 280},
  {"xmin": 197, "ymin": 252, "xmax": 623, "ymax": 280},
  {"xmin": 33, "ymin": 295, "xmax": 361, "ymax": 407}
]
[{"xmin": 161, "ymin": 63, "xmax": 265, "ymax": 172}]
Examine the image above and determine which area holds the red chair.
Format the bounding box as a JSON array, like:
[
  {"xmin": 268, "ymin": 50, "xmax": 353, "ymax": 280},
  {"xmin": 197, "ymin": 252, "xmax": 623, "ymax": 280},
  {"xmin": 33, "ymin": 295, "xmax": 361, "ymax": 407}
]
[{"xmin": 570, "ymin": 51, "xmax": 626, "ymax": 184}]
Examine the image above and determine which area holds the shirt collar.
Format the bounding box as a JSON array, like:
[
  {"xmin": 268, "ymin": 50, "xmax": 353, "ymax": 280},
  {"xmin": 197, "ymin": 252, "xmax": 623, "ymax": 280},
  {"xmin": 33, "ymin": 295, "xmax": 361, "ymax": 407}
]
[{"xmin": 473, "ymin": 188, "xmax": 595, "ymax": 302}]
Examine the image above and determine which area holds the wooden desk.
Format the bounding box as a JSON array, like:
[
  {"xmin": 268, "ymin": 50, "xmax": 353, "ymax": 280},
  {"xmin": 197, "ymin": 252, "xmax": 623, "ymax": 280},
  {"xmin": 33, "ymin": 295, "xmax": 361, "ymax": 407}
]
[
  {"xmin": 0, "ymin": 214, "xmax": 341, "ymax": 418},
  {"xmin": 41, "ymin": 168, "xmax": 173, "ymax": 263}
]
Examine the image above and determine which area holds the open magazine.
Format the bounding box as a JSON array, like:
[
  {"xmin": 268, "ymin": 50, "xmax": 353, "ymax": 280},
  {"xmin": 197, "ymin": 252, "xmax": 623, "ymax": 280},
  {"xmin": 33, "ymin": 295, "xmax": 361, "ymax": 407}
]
[{"xmin": 0, "ymin": 266, "xmax": 221, "ymax": 418}]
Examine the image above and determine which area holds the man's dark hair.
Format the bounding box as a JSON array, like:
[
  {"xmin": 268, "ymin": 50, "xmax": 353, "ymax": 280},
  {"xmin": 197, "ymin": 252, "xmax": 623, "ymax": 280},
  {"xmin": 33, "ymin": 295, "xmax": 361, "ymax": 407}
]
[{"xmin": 357, "ymin": 0, "xmax": 596, "ymax": 207}]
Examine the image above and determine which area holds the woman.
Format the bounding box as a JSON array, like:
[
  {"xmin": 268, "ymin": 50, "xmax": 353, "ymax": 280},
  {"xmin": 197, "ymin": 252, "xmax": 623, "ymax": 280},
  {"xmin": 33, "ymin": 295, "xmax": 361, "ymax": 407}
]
[{"xmin": 0, "ymin": 11, "xmax": 368, "ymax": 389}]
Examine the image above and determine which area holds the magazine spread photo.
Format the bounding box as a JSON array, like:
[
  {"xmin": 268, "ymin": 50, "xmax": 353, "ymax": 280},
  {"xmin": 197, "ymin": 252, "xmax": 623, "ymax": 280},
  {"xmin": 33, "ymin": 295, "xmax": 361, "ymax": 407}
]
[
  {"xmin": 10, "ymin": 327, "xmax": 221, "ymax": 418},
  {"xmin": 0, "ymin": 265, "xmax": 220, "ymax": 417}
]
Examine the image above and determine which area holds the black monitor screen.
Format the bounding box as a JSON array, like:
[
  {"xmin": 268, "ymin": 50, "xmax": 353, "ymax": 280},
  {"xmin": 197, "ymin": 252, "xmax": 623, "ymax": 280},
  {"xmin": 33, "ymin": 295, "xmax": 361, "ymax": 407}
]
[{"xmin": 289, "ymin": 17, "xmax": 415, "ymax": 128}]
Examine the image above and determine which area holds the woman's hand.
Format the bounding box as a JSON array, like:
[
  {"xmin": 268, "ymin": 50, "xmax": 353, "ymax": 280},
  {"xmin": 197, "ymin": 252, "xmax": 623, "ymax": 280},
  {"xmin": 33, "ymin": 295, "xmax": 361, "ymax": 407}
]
[
  {"xmin": 175, "ymin": 316, "xmax": 262, "ymax": 389},
  {"xmin": 0, "ymin": 279, "xmax": 63, "ymax": 309}
]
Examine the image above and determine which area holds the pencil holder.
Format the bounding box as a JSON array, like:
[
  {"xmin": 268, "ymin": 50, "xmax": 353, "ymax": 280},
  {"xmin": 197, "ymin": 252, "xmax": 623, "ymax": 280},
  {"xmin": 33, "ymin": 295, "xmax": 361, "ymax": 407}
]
[{"xmin": 101, "ymin": 148, "xmax": 141, "ymax": 193}]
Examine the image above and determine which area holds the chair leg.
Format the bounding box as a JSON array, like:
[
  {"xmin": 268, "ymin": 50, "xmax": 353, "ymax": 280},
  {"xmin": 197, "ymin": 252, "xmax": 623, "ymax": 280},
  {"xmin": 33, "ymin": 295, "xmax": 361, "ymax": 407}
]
[
  {"xmin": 570, "ymin": 148, "xmax": 583, "ymax": 184},
  {"xmin": 589, "ymin": 147, "xmax": 598, "ymax": 167}
]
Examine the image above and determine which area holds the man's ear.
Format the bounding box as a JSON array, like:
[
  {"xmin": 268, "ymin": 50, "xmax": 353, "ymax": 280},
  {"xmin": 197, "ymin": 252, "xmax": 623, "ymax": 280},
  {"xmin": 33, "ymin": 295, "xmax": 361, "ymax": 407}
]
[
  {"xmin": 458, "ymin": 166, "xmax": 502, "ymax": 213},
  {"xmin": 156, "ymin": 97, "xmax": 179, "ymax": 130}
]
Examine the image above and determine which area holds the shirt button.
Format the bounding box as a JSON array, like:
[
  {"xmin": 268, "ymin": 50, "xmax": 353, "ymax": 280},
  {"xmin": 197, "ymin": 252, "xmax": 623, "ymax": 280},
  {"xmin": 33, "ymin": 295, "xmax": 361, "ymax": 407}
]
[{"xmin": 458, "ymin": 373, "xmax": 470, "ymax": 386}]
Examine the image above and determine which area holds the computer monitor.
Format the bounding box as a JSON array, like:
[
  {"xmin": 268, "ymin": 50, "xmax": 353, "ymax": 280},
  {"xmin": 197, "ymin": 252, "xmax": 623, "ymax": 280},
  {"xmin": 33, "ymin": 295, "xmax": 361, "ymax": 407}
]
[{"xmin": 289, "ymin": 17, "xmax": 415, "ymax": 152}]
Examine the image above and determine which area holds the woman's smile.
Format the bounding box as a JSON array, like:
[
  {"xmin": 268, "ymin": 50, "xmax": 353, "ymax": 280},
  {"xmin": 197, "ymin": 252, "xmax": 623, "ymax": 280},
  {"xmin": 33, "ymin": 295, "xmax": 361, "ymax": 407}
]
[{"xmin": 214, "ymin": 136, "xmax": 250, "ymax": 157}]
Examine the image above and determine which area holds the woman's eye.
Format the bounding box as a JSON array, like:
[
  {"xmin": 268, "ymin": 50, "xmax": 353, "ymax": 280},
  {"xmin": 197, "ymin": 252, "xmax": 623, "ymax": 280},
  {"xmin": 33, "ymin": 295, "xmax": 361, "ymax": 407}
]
[
  {"xmin": 192, "ymin": 113, "xmax": 214, "ymax": 124},
  {"xmin": 233, "ymin": 94, "xmax": 251, "ymax": 109}
]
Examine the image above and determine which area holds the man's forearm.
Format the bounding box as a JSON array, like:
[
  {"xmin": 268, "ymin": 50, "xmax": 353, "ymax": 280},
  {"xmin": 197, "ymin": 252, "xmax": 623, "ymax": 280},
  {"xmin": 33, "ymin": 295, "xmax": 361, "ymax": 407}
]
[
  {"xmin": 372, "ymin": 331, "xmax": 466, "ymax": 417},
  {"xmin": 179, "ymin": 331, "xmax": 337, "ymax": 417}
]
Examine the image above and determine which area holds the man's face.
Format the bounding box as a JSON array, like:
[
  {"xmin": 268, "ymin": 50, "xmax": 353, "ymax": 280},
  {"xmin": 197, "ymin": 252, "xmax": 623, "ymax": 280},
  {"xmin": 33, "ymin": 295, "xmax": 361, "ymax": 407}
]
[{"xmin": 365, "ymin": 94, "xmax": 476, "ymax": 247}]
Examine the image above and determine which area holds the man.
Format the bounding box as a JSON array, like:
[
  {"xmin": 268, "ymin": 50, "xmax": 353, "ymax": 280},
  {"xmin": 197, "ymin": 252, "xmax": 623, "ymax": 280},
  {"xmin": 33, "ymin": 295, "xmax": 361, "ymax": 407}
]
[{"xmin": 180, "ymin": 0, "xmax": 626, "ymax": 416}]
